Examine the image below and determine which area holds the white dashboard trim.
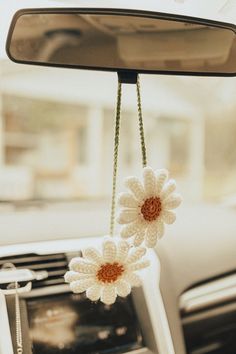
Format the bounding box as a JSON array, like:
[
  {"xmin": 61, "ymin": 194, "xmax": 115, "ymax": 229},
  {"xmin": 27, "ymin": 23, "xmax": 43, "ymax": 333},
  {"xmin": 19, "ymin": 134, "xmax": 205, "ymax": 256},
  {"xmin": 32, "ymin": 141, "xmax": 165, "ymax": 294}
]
[
  {"xmin": 141, "ymin": 254, "xmax": 175, "ymax": 354},
  {"xmin": 0, "ymin": 291, "xmax": 14, "ymax": 354},
  {"xmin": 180, "ymin": 273, "xmax": 236, "ymax": 313}
]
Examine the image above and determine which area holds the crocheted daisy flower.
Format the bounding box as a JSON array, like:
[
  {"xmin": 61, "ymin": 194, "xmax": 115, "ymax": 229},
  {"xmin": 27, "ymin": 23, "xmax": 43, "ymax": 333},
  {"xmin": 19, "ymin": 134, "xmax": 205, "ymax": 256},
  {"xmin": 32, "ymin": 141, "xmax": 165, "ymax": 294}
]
[
  {"xmin": 64, "ymin": 238, "xmax": 150, "ymax": 305},
  {"xmin": 117, "ymin": 166, "xmax": 182, "ymax": 248}
]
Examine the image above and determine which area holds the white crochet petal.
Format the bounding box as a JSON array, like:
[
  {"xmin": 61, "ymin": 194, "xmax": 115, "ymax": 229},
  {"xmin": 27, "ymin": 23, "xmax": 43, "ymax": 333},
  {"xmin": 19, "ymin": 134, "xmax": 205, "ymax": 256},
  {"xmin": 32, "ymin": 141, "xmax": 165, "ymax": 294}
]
[
  {"xmin": 101, "ymin": 286, "xmax": 117, "ymax": 305},
  {"xmin": 126, "ymin": 247, "xmax": 146, "ymax": 264},
  {"xmin": 116, "ymin": 280, "xmax": 131, "ymax": 297},
  {"xmin": 125, "ymin": 176, "xmax": 145, "ymax": 201},
  {"xmin": 86, "ymin": 284, "xmax": 102, "ymax": 301},
  {"xmin": 145, "ymin": 223, "xmax": 158, "ymax": 248},
  {"xmin": 125, "ymin": 272, "xmax": 142, "ymax": 287},
  {"xmin": 163, "ymin": 193, "xmax": 182, "ymax": 209},
  {"xmin": 160, "ymin": 179, "xmax": 176, "ymax": 200},
  {"xmin": 128, "ymin": 260, "xmax": 150, "ymax": 271},
  {"xmin": 156, "ymin": 220, "xmax": 165, "ymax": 238},
  {"xmin": 161, "ymin": 210, "xmax": 176, "ymax": 224},
  {"xmin": 69, "ymin": 258, "xmax": 98, "ymax": 274},
  {"xmin": 143, "ymin": 166, "xmax": 156, "ymax": 197},
  {"xmin": 83, "ymin": 247, "xmax": 103, "ymax": 265},
  {"xmin": 116, "ymin": 240, "xmax": 130, "ymax": 262},
  {"xmin": 117, "ymin": 209, "xmax": 138, "ymax": 224},
  {"xmin": 145, "ymin": 235, "xmax": 157, "ymax": 248},
  {"xmin": 133, "ymin": 229, "xmax": 145, "ymax": 247},
  {"xmin": 118, "ymin": 192, "xmax": 138, "ymax": 208},
  {"xmin": 103, "ymin": 239, "xmax": 117, "ymax": 262},
  {"xmin": 70, "ymin": 278, "xmax": 95, "ymax": 293},
  {"xmin": 120, "ymin": 221, "xmax": 140, "ymax": 238},
  {"xmin": 64, "ymin": 271, "xmax": 91, "ymax": 283},
  {"xmin": 156, "ymin": 169, "xmax": 169, "ymax": 195}
]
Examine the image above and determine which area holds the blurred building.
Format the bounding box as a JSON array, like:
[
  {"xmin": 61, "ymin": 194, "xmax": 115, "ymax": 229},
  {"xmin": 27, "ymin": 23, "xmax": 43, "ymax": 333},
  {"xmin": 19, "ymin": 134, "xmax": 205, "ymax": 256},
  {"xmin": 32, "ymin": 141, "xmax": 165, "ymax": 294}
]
[{"xmin": 0, "ymin": 59, "xmax": 236, "ymax": 202}]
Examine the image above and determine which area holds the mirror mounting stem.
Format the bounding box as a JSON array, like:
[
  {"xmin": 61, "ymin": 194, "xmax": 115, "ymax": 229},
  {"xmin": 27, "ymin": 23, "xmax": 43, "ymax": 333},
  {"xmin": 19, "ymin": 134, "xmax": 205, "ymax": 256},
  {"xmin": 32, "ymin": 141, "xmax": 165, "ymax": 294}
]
[{"xmin": 118, "ymin": 71, "xmax": 138, "ymax": 84}]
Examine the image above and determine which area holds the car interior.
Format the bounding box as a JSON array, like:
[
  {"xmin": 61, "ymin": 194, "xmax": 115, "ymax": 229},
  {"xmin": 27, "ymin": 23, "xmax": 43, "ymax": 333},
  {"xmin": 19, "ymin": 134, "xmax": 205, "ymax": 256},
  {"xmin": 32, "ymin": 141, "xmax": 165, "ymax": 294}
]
[{"xmin": 1, "ymin": 1, "xmax": 236, "ymax": 354}]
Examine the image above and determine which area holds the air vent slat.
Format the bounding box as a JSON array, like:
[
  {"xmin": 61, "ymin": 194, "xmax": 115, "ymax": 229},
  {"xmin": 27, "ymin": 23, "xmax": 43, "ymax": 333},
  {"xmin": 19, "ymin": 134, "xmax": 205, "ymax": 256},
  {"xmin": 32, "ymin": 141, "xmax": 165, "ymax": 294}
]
[
  {"xmin": 24, "ymin": 261, "xmax": 68, "ymax": 270},
  {"xmin": 33, "ymin": 278, "xmax": 65, "ymax": 288},
  {"xmin": 46, "ymin": 269, "xmax": 67, "ymax": 277},
  {"xmin": 0, "ymin": 253, "xmax": 65, "ymax": 265},
  {"xmin": 0, "ymin": 252, "xmax": 72, "ymax": 289}
]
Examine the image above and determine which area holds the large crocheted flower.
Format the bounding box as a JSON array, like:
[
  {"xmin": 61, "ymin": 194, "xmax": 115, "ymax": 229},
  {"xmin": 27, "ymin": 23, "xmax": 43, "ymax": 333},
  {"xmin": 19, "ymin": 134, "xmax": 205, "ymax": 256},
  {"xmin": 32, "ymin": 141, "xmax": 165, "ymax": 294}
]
[
  {"xmin": 64, "ymin": 238, "xmax": 150, "ymax": 305},
  {"xmin": 117, "ymin": 166, "xmax": 182, "ymax": 248}
]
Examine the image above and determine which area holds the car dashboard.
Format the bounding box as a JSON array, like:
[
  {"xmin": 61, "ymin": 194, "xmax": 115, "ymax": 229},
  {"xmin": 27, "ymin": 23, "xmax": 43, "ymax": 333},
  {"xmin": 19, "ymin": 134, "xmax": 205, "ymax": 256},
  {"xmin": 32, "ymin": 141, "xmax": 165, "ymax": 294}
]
[{"xmin": 0, "ymin": 203, "xmax": 236, "ymax": 354}]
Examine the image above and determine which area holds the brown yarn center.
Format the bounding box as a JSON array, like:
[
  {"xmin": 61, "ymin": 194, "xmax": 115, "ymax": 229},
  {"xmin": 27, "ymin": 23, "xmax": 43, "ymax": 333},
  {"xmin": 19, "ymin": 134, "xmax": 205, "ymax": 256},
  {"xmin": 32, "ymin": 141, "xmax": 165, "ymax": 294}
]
[
  {"xmin": 96, "ymin": 262, "xmax": 124, "ymax": 283},
  {"xmin": 141, "ymin": 197, "xmax": 162, "ymax": 221}
]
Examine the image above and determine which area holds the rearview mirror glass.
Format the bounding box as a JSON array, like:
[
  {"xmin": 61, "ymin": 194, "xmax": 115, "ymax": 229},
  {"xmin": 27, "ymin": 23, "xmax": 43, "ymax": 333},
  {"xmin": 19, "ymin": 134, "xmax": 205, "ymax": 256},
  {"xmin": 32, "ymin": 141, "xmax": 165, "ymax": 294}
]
[{"xmin": 6, "ymin": 9, "xmax": 236, "ymax": 76}]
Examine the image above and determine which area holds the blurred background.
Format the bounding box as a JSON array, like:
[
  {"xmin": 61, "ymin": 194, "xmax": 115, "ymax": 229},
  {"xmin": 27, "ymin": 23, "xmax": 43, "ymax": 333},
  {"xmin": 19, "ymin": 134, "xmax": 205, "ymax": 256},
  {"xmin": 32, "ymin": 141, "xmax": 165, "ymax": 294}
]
[
  {"xmin": 1, "ymin": 63, "xmax": 236, "ymax": 203},
  {"xmin": 1, "ymin": 0, "xmax": 236, "ymax": 243}
]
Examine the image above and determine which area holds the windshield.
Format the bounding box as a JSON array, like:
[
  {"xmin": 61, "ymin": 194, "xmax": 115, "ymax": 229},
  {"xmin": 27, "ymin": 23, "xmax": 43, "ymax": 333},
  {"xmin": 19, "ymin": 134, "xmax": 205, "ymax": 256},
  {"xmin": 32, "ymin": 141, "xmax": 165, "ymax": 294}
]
[{"xmin": 0, "ymin": 60, "xmax": 236, "ymax": 204}]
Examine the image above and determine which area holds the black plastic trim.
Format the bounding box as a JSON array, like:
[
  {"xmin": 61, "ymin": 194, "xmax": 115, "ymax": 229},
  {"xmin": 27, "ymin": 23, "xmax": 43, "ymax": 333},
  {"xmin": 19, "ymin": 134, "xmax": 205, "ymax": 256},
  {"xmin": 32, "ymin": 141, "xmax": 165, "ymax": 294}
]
[{"xmin": 118, "ymin": 71, "xmax": 138, "ymax": 84}]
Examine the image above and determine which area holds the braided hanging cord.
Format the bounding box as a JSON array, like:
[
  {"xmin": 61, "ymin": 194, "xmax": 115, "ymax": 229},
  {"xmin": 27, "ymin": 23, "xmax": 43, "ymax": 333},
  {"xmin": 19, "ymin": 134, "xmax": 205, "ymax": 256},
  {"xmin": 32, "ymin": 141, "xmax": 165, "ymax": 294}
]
[
  {"xmin": 136, "ymin": 75, "xmax": 147, "ymax": 168},
  {"xmin": 109, "ymin": 81, "xmax": 122, "ymax": 237},
  {"xmin": 109, "ymin": 76, "xmax": 147, "ymax": 237}
]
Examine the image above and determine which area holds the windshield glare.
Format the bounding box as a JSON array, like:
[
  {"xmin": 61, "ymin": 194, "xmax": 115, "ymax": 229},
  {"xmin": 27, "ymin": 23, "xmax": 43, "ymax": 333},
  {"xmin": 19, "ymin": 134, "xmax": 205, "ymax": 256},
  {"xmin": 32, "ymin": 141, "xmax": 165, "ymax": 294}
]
[{"xmin": 0, "ymin": 60, "xmax": 236, "ymax": 204}]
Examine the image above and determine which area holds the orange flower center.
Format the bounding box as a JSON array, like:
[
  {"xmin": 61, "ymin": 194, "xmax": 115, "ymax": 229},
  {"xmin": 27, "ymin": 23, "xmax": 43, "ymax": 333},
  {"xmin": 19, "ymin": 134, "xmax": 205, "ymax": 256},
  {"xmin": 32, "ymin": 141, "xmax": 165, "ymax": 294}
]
[
  {"xmin": 141, "ymin": 197, "xmax": 162, "ymax": 221},
  {"xmin": 96, "ymin": 262, "xmax": 124, "ymax": 283}
]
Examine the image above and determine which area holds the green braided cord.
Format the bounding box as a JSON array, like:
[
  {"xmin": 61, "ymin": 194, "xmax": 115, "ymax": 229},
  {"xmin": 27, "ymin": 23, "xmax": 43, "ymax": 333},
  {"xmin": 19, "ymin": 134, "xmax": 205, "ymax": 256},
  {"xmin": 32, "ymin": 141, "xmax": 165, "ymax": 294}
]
[
  {"xmin": 109, "ymin": 81, "xmax": 122, "ymax": 237},
  {"xmin": 136, "ymin": 75, "xmax": 147, "ymax": 167},
  {"xmin": 109, "ymin": 76, "xmax": 147, "ymax": 237}
]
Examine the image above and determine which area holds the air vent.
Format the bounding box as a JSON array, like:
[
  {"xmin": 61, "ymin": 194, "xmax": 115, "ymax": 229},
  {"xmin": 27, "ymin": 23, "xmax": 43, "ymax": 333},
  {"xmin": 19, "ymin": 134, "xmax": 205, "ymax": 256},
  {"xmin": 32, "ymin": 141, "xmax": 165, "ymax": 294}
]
[
  {"xmin": 0, "ymin": 252, "xmax": 72, "ymax": 289},
  {"xmin": 180, "ymin": 273, "xmax": 236, "ymax": 353}
]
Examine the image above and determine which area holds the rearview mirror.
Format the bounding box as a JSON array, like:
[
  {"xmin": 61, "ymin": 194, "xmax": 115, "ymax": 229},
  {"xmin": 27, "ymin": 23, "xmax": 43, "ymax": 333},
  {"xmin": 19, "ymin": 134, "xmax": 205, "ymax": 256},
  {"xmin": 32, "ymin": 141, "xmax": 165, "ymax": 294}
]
[{"xmin": 6, "ymin": 8, "xmax": 236, "ymax": 77}]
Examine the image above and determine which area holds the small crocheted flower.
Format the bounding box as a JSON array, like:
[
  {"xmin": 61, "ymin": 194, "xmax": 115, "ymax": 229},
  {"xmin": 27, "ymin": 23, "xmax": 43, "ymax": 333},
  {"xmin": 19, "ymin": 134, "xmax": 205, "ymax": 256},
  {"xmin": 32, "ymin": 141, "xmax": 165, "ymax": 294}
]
[
  {"xmin": 64, "ymin": 238, "xmax": 150, "ymax": 305},
  {"xmin": 117, "ymin": 166, "xmax": 182, "ymax": 248}
]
